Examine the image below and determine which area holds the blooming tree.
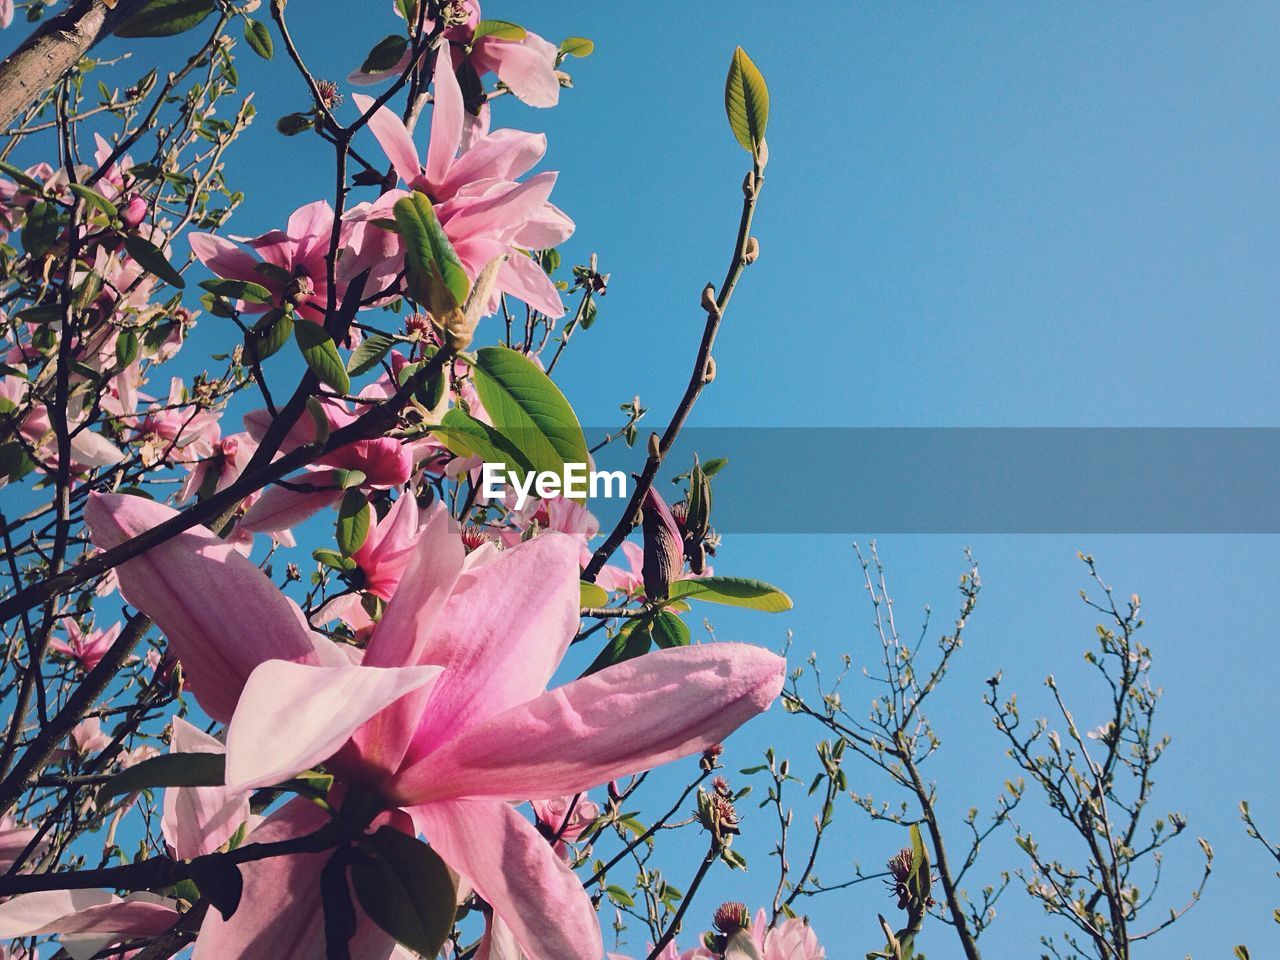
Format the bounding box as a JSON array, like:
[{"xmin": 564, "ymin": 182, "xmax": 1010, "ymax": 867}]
[
  {"xmin": 0, "ymin": 3, "xmax": 1256, "ymax": 959},
  {"xmin": 0, "ymin": 1, "xmax": 820, "ymax": 958}
]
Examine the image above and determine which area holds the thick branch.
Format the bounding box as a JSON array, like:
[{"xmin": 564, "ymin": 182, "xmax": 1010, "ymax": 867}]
[{"xmin": 0, "ymin": 0, "xmax": 145, "ymax": 130}]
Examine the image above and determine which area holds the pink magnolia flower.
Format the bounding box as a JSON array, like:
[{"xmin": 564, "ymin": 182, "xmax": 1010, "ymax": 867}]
[
  {"xmin": 70, "ymin": 718, "xmax": 112, "ymax": 756},
  {"xmin": 746, "ymin": 908, "xmax": 825, "ymax": 960},
  {"xmin": 236, "ymin": 402, "xmax": 413, "ymax": 534},
  {"xmin": 86, "ymin": 492, "xmax": 784, "ymax": 960},
  {"xmin": 594, "ymin": 541, "xmax": 645, "ymax": 594},
  {"xmin": 0, "ymin": 890, "xmax": 179, "ymax": 959},
  {"xmin": 0, "ymin": 0, "xmax": 13, "ymax": 29},
  {"xmin": 351, "ymin": 1, "xmax": 560, "ymax": 107},
  {"xmin": 127, "ymin": 377, "xmax": 221, "ymax": 468},
  {"xmin": 531, "ymin": 793, "xmax": 601, "ymax": 863},
  {"xmin": 188, "ymin": 200, "xmax": 343, "ymax": 324},
  {"xmin": 350, "ymin": 44, "xmax": 573, "ymax": 317},
  {"xmin": 48, "ymin": 617, "xmax": 122, "ymax": 672},
  {"xmin": 178, "ymin": 430, "xmax": 257, "ymax": 503}
]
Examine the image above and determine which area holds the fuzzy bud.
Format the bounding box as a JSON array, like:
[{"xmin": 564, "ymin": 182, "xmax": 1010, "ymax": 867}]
[
  {"xmin": 743, "ymin": 236, "xmax": 760, "ymax": 264},
  {"xmin": 701, "ymin": 283, "xmax": 720, "ymax": 317}
]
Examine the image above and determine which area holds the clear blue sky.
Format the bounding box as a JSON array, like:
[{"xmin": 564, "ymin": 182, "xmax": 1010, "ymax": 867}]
[{"xmin": 75, "ymin": 2, "xmax": 1280, "ymax": 955}]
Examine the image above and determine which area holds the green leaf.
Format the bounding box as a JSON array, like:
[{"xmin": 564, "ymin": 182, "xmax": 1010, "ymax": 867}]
[
  {"xmin": 351, "ymin": 827, "xmax": 456, "ymax": 957},
  {"xmin": 294, "ymin": 320, "xmax": 350, "ymax": 393},
  {"xmin": 1234, "ymin": 947, "xmax": 1251, "ymax": 960},
  {"xmin": 336, "ymin": 490, "xmax": 371, "ymax": 556},
  {"xmin": 99, "ymin": 752, "xmax": 225, "ymax": 800},
  {"xmin": 650, "ymin": 611, "xmax": 690, "ymax": 649},
  {"xmin": 124, "ymin": 234, "xmax": 184, "ymax": 288},
  {"xmin": 276, "ymin": 112, "xmax": 314, "ymax": 137},
  {"xmin": 392, "ymin": 191, "xmax": 469, "ymax": 307},
  {"xmin": 472, "ymin": 19, "xmax": 527, "ymax": 41},
  {"xmin": 347, "ymin": 332, "xmax": 398, "ymax": 376},
  {"xmin": 314, "ymin": 548, "xmax": 356, "ymax": 571},
  {"xmin": 666, "ymin": 576, "xmax": 792, "ymax": 612},
  {"xmin": 115, "ymin": 330, "xmax": 139, "ymax": 368},
  {"xmin": 579, "ymin": 581, "xmax": 609, "ymax": 607},
  {"xmin": 68, "ymin": 183, "xmax": 119, "ymax": 220},
  {"xmin": 21, "ymin": 202, "xmax": 60, "ymax": 258},
  {"xmin": 115, "ymin": 0, "xmax": 216, "ymax": 38},
  {"xmin": 470, "ymin": 345, "xmax": 589, "ymax": 496},
  {"xmin": 200, "ymin": 277, "xmax": 273, "ymax": 304},
  {"xmin": 243, "ymin": 17, "xmax": 273, "ymax": 59},
  {"xmin": 431, "ymin": 408, "xmax": 532, "ymax": 482},
  {"xmin": 584, "ymin": 619, "xmax": 652, "ymax": 676},
  {"xmin": 0, "ymin": 442, "xmax": 36, "ymax": 483},
  {"xmin": 559, "ymin": 36, "xmax": 595, "ymax": 58},
  {"xmin": 360, "ymin": 34, "xmax": 409, "ymax": 74},
  {"xmin": 724, "ymin": 46, "xmax": 769, "ymax": 154},
  {"xmin": 250, "ymin": 309, "xmax": 293, "ymax": 361},
  {"xmin": 701, "ymin": 457, "xmax": 728, "ymax": 477}
]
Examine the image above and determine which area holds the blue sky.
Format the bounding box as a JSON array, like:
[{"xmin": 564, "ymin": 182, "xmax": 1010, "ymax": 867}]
[{"xmin": 60, "ymin": 1, "xmax": 1280, "ymax": 955}]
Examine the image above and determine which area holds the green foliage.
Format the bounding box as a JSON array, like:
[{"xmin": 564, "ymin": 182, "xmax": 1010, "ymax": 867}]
[
  {"xmin": 294, "ymin": 320, "xmax": 350, "ymax": 393},
  {"xmin": 243, "ymin": 18, "xmax": 274, "ymax": 60},
  {"xmin": 470, "ymin": 346, "xmax": 589, "ymax": 496},
  {"xmin": 98, "ymin": 752, "xmax": 225, "ymax": 800},
  {"xmin": 350, "ymin": 827, "xmax": 457, "ymax": 957},
  {"xmin": 115, "ymin": 0, "xmax": 216, "ymax": 38},
  {"xmin": 336, "ymin": 490, "xmax": 371, "ymax": 556},
  {"xmin": 724, "ymin": 46, "xmax": 769, "ymax": 155},
  {"xmin": 666, "ymin": 576, "xmax": 792, "ymax": 612},
  {"xmin": 472, "ymin": 19, "xmax": 527, "ymax": 41},
  {"xmin": 123, "ymin": 235, "xmax": 185, "ymax": 288}
]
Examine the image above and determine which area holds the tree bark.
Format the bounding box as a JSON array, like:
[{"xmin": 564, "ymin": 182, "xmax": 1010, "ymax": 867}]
[{"xmin": 0, "ymin": 0, "xmax": 146, "ymax": 131}]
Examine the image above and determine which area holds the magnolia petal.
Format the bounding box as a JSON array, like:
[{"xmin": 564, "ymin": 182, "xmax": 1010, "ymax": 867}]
[
  {"xmin": 0, "ymin": 889, "xmax": 116, "ymax": 938},
  {"xmin": 414, "ymin": 799, "xmax": 601, "ymax": 960},
  {"xmin": 353, "ymin": 94, "xmax": 423, "ymax": 188},
  {"xmin": 497, "ymin": 246, "xmax": 566, "ymax": 318},
  {"xmin": 426, "ymin": 45, "xmax": 464, "ymax": 187},
  {"xmin": 224, "ymin": 659, "xmax": 443, "ymax": 791},
  {"xmin": 401, "ymin": 532, "xmax": 580, "ymax": 765},
  {"xmin": 392, "ymin": 644, "xmax": 785, "ymax": 804},
  {"xmin": 238, "ymin": 471, "xmax": 344, "ymax": 533},
  {"xmin": 161, "ymin": 717, "xmax": 250, "ymax": 860},
  {"xmin": 84, "ymin": 494, "xmax": 318, "ymax": 723},
  {"xmin": 442, "ymin": 129, "xmax": 547, "ymax": 193},
  {"xmin": 187, "ymin": 232, "xmax": 261, "ymax": 283},
  {"xmin": 482, "ymin": 37, "xmax": 561, "ymax": 108},
  {"xmin": 344, "ymin": 503, "xmax": 464, "ymax": 775}
]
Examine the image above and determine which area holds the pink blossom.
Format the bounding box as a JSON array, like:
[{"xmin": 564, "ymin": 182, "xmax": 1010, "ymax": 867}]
[
  {"xmin": 69, "ymin": 718, "xmax": 112, "ymax": 756},
  {"xmin": 188, "ymin": 201, "xmax": 345, "ymax": 324},
  {"xmin": 350, "ymin": 43, "xmax": 573, "ymax": 317},
  {"xmin": 350, "ymin": 1, "xmax": 561, "ymax": 108},
  {"xmin": 747, "ymin": 908, "xmax": 826, "ymax": 960},
  {"xmin": 0, "ymin": 0, "xmax": 13, "ymax": 30},
  {"xmin": 532, "ymin": 793, "xmax": 600, "ymax": 860},
  {"xmin": 179, "ymin": 430, "xmax": 257, "ymax": 503},
  {"xmin": 126, "ymin": 377, "xmax": 221, "ymax": 468},
  {"xmin": 86, "ymin": 492, "xmax": 785, "ymax": 960},
  {"xmin": 48, "ymin": 617, "xmax": 121, "ymax": 672},
  {"xmin": 236, "ymin": 402, "xmax": 413, "ymax": 534},
  {"xmin": 0, "ymin": 891, "xmax": 179, "ymax": 958}
]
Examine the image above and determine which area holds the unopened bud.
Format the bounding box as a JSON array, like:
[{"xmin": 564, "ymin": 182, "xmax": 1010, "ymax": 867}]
[
  {"xmin": 700, "ymin": 283, "xmax": 719, "ymax": 317},
  {"xmin": 646, "ymin": 432, "xmax": 660, "ymax": 459},
  {"xmin": 640, "ymin": 488, "xmax": 684, "ymax": 601},
  {"xmin": 755, "ymin": 137, "xmax": 770, "ymax": 170},
  {"xmin": 743, "ymin": 236, "xmax": 760, "ymax": 264},
  {"xmin": 703, "ymin": 356, "xmax": 716, "ymax": 384},
  {"xmin": 119, "ymin": 194, "xmax": 148, "ymax": 229},
  {"xmin": 742, "ymin": 171, "xmax": 756, "ymax": 197}
]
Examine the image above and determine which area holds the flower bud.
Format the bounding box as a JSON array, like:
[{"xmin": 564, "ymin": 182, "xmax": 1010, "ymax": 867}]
[
  {"xmin": 640, "ymin": 487, "xmax": 683, "ymax": 601},
  {"xmin": 701, "ymin": 283, "xmax": 720, "ymax": 317},
  {"xmin": 119, "ymin": 194, "xmax": 148, "ymax": 229},
  {"xmin": 743, "ymin": 236, "xmax": 760, "ymax": 264}
]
